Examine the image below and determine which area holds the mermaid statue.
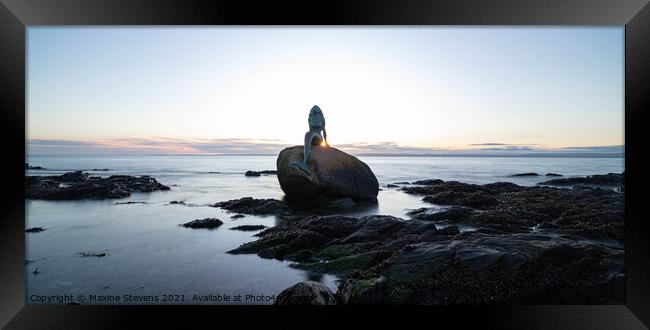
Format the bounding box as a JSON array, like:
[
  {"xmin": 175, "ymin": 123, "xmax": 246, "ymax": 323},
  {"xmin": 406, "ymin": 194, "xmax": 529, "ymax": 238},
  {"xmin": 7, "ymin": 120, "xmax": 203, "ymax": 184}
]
[{"xmin": 291, "ymin": 105, "xmax": 328, "ymax": 174}]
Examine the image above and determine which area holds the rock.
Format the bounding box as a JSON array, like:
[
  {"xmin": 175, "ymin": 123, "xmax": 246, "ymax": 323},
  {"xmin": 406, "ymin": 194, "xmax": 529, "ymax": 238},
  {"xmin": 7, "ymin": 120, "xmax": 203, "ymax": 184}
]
[
  {"xmin": 538, "ymin": 173, "xmax": 624, "ymax": 187},
  {"xmin": 437, "ymin": 225, "xmax": 460, "ymax": 235},
  {"xmin": 401, "ymin": 178, "xmax": 623, "ymax": 239},
  {"xmin": 511, "ymin": 172, "xmax": 539, "ymax": 177},
  {"xmin": 60, "ymin": 170, "xmax": 89, "ymax": 182},
  {"xmin": 291, "ymin": 250, "xmax": 393, "ymax": 275},
  {"xmin": 229, "ymin": 214, "xmax": 429, "ymax": 264},
  {"xmin": 412, "ymin": 179, "xmax": 444, "ymax": 185},
  {"xmin": 78, "ymin": 252, "xmax": 107, "ymax": 257},
  {"xmin": 230, "ymin": 214, "xmax": 245, "ymax": 219},
  {"xmin": 604, "ymin": 273, "xmax": 625, "ymax": 301},
  {"xmin": 408, "ymin": 206, "xmax": 474, "ymax": 222},
  {"xmin": 25, "ymin": 172, "xmax": 170, "ymax": 200},
  {"xmin": 276, "ymin": 145, "xmax": 379, "ymax": 201},
  {"xmin": 483, "ymin": 182, "xmax": 522, "ymax": 192},
  {"xmin": 379, "ymin": 233, "xmax": 623, "ymax": 304},
  {"xmin": 91, "ymin": 168, "xmax": 110, "ymax": 171},
  {"xmin": 230, "ymin": 225, "xmax": 267, "ymax": 231},
  {"xmin": 422, "ymin": 191, "xmax": 498, "ymax": 209},
  {"xmin": 212, "ymin": 197, "xmax": 292, "ymax": 216},
  {"xmin": 232, "ymin": 211, "xmax": 623, "ymax": 304},
  {"xmin": 25, "ymin": 163, "xmax": 45, "ymax": 170},
  {"xmin": 275, "ymin": 281, "xmax": 337, "ymax": 305},
  {"xmin": 25, "ymin": 227, "xmax": 46, "ymax": 233},
  {"xmin": 180, "ymin": 218, "xmax": 223, "ymax": 229},
  {"xmin": 299, "ymin": 196, "xmax": 357, "ymax": 210},
  {"xmin": 417, "ymin": 229, "xmax": 452, "ymax": 242},
  {"xmin": 476, "ymin": 223, "xmax": 529, "ymax": 234},
  {"xmin": 401, "ymin": 180, "xmax": 496, "ymax": 209},
  {"xmin": 545, "ymin": 173, "xmax": 562, "ymax": 177},
  {"xmin": 336, "ymin": 270, "xmax": 388, "ymax": 304},
  {"xmin": 386, "ymin": 184, "xmax": 399, "ymax": 188},
  {"xmin": 245, "ymin": 170, "xmax": 277, "ymax": 177},
  {"xmin": 284, "ymin": 196, "xmax": 379, "ymax": 215},
  {"xmin": 227, "ymin": 175, "xmax": 624, "ymax": 304},
  {"xmin": 169, "ymin": 200, "xmax": 186, "ymax": 205}
]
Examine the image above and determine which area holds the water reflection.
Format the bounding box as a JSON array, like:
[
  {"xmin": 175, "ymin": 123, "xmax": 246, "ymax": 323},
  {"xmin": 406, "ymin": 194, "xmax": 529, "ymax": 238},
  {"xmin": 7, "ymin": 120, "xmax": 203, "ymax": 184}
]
[{"xmin": 282, "ymin": 195, "xmax": 379, "ymax": 217}]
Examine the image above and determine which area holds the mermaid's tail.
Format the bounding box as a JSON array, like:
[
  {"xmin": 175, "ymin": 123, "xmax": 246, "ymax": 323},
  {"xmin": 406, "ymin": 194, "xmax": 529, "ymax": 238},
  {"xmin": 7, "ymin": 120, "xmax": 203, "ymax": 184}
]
[{"xmin": 290, "ymin": 161, "xmax": 311, "ymax": 175}]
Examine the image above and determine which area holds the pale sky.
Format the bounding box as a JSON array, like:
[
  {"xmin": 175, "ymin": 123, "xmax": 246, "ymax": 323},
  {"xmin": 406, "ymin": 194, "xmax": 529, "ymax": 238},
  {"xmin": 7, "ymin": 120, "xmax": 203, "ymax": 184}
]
[{"xmin": 27, "ymin": 27, "xmax": 624, "ymax": 155}]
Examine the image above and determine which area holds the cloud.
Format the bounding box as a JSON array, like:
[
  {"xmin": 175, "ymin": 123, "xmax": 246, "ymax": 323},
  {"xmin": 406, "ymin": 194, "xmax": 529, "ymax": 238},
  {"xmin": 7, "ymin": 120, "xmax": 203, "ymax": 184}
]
[
  {"xmin": 26, "ymin": 137, "xmax": 288, "ymax": 155},
  {"xmin": 477, "ymin": 146, "xmax": 536, "ymax": 151},
  {"xmin": 560, "ymin": 145, "xmax": 624, "ymax": 152},
  {"xmin": 469, "ymin": 143, "xmax": 538, "ymax": 146},
  {"xmin": 26, "ymin": 138, "xmax": 625, "ymax": 158}
]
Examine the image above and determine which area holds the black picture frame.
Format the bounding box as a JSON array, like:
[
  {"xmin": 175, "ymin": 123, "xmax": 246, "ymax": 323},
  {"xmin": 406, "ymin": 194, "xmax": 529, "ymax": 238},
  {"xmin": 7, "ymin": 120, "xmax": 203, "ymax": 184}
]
[{"xmin": 1, "ymin": 0, "xmax": 648, "ymax": 328}]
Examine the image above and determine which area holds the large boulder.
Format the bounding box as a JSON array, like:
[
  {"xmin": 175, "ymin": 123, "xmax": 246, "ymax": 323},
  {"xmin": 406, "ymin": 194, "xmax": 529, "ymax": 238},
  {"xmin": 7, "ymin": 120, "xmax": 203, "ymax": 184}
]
[
  {"xmin": 276, "ymin": 145, "xmax": 379, "ymax": 201},
  {"xmin": 275, "ymin": 281, "xmax": 337, "ymax": 305}
]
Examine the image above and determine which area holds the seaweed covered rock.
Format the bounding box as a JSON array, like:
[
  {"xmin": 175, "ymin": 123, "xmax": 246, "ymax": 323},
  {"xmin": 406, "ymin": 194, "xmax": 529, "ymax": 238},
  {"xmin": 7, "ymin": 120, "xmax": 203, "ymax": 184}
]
[
  {"xmin": 231, "ymin": 175, "xmax": 625, "ymax": 304},
  {"xmin": 336, "ymin": 270, "xmax": 388, "ymax": 304},
  {"xmin": 235, "ymin": 212, "xmax": 624, "ymax": 305},
  {"xmin": 25, "ymin": 171, "xmax": 170, "ymax": 200},
  {"xmin": 401, "ymin": 179, "xmax": 624, "ymax": 240},
  {"xmin": 179, "ymin": 218, "xmax": 223, "ymax": 229},
  {"xmin": 212, "ymin": 197, "xmax": 292, "ymax": 216},
  {"xmin": 538, "ymin": 173, "xmax": 624, "ymax": 187},
  {"xmin": 276, "ymin": 145, "xmax": 379, "ymax": 201}
]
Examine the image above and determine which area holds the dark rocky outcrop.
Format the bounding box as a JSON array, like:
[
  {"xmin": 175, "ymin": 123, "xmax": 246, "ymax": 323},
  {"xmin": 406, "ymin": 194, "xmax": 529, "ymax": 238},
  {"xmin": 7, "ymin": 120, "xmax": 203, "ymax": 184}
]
[
  {"xmin": 401, "ymin": 179, "xmax": 623, "ymax": 240},
  {"xmin": 276, "ymin": 145, "xmax": 379, "ymax": 201},
  {"xmin": 26, "ymin": 171, "xmax": 170, "ymax": 200},
  {"xmin": 407, "ymin": 206, "xmax": 474, "ymax": 223},
  {"xmin": 538, "ymin": 173, "xmax": 624, "ymax": 187},
  {"xmin": 545, "ymin": 173, "xmax": 562, "ymax": 177},
  {"xmin": 274, "ymin": 281, "xmax": 337, "ymax": 305},
  {"xmin": 212, "ymin": 197, "xmax": 292, "ymax": 216},
  {"xmin": 77, "ymin": 252, "xmax": 107, "ymax": 257},
  {"xmin": 25, "ymin": 163, "xmax": 45, "ymax": 170},
  {"xmin": 411, "ymin": 179, "xmax": 444, "ymax": 185},
  {"xmin": 179, "ymin": 218, "xmax": 223, "ymax": 229},
  {"xmin": 25, "ymin": 227, "xmax": 46, "ymax": 233},
  {"xmin": 245, "ymin": 211, "xmax": 623, "ymax": 305},
  {"xmin": 377, "ymin": 232, "xmax": 623, "ymax": 304},
  {"xmin": 241, "ymin": 175, "xmax": 624, "ymax": 304},
  {"xmin": 245, "ymin": 170, "xmax": 277, "ymax": 177},
  {"xmin": 400, "ymin": 180, "xmax": 509, "ymax": 209},
  {"xmin": 336, "ymin": 270, "xmax": 388, "ymax": 304},
  {"xmin": 511, "ymin": 172, "xmax": 539, "ymax": 177},
  {"xmin": 230, "ymin": 225, "xmax": 267, "ymax": 231}
]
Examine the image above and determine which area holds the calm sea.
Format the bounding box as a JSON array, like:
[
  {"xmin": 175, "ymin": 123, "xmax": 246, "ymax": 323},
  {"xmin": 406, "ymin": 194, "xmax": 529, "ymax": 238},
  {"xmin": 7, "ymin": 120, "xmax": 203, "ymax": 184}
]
[{"xmin": 25, "ymin": 154, "xmax": 624, "ymax": 304}]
